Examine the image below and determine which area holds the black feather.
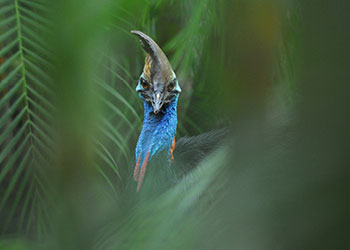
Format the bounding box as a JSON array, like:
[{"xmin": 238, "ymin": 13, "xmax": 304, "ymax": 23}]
[
  {"xmin": 125, "ymin": 128, "xmax": 230, "ymax": 196},
  {"xmin": 173, "ymin": 128, "xmax": 231, "ymax": 177}
]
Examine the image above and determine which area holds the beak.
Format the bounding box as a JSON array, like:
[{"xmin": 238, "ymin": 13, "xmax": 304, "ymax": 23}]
[{"xmin": 152, "ymin": 92, "xmax": 164, "ymax": 114}]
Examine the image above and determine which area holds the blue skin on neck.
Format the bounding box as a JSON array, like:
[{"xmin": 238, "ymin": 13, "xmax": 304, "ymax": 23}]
[{"xmin": 136, "ymin": 95, "xmax": 178, "ymax": 167}]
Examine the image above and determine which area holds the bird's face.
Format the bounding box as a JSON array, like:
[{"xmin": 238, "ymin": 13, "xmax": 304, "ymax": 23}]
[
  {"xmin": 136, "ymin": 72, "xmax": 181, "ymax": 114},
  {"xmin": 131, "ymin": 30, "xmax": 181, "ymax": 114}
]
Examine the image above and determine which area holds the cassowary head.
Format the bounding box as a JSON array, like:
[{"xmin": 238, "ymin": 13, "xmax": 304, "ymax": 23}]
[
  {"xmin": 132, "ymin": 31, "xmax": 181, "ymax": 192},
  {"xmin": 131, "ymin": 30, "xmax": 181, "ymax": 114}
]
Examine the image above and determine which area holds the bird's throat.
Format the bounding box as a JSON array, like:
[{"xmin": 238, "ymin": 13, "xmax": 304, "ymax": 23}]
[
  {"xmin": 136, "ymin": 100, "xmax": 178, "ymax": 164},
  {"xmin": 134, "ymin": 99, "xmax": 178, "ymax": 191}
]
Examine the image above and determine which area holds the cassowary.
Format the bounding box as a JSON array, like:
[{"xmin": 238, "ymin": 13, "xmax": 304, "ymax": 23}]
[{"xmin": 131, "ymin": 31, "xmax": 228, "ymax": 192}]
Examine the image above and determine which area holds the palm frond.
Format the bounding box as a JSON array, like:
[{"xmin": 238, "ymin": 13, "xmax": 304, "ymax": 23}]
[{"xmin": 0, "ymin": 0, "xmax": 52, "ymax": 235}]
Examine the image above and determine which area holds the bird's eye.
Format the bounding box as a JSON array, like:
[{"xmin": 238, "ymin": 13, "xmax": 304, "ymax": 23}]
[
  {"xmin": 141, "ymin": 78, "xmax": 149, "ymax": 89},
  {"xmin": 168, "ymin": 81, "xmax": 175, "ymax": 91}
]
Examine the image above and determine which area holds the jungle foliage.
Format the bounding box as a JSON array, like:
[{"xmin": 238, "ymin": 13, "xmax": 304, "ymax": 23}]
[{"xmin": 0, "ymin": 0, "xmax": 348, "ymax": 249}]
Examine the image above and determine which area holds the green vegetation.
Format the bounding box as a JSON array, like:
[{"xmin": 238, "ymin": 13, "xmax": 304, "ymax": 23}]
[{"xmin": 0, "ymin": 0, "xmax": 348, "ymax": 249}]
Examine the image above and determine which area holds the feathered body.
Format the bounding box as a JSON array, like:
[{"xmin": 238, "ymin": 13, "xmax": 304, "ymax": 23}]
[{"xmin": 131, "ymin": 30, "xmax": 228, "ymax": 192}]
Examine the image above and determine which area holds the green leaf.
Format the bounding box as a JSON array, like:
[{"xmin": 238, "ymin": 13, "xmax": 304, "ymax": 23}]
[{"xmin": 0, "ymin": 0, "xmax": 52, "ymax": 234}]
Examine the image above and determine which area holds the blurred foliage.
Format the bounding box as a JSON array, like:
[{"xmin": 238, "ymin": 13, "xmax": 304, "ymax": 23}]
[{"xmin": 0, "ymin": 0, "xmax": 348, "ymax": 249}]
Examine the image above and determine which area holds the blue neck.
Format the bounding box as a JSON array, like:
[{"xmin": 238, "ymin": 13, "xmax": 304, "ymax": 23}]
[{"xmin": 136, "ymin": 97, "xmax": 178, "ymax": 165}]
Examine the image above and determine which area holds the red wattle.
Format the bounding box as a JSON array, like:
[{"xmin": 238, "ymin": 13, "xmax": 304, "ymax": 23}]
[{"xmin": 136, "ymin": 152, "xmax": 150, "ymax": 192}]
